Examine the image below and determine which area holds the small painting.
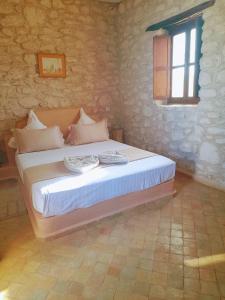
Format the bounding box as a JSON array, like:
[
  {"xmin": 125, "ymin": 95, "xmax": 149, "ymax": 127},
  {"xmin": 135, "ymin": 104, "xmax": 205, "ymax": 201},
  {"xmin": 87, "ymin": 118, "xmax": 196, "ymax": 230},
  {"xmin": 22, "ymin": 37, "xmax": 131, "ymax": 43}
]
[{"xmin": 37, "ymin": 53, "xmax": 66, "ymax": 78}]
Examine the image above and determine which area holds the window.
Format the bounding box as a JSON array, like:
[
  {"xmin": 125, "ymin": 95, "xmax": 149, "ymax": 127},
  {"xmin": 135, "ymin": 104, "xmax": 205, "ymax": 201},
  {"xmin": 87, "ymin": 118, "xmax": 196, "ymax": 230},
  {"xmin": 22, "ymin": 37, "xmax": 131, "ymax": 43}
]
[{"xmin": 153, "ymin": 16, "xmax": 203, "ymax": 105}]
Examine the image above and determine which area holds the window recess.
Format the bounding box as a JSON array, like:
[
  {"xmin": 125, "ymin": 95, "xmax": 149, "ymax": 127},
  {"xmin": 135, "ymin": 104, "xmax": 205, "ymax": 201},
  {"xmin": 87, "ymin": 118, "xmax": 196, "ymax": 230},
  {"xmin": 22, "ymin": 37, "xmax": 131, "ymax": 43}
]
[{"xmin": 147, "ymin": 0, "xmax": 215, "ymax": 105}]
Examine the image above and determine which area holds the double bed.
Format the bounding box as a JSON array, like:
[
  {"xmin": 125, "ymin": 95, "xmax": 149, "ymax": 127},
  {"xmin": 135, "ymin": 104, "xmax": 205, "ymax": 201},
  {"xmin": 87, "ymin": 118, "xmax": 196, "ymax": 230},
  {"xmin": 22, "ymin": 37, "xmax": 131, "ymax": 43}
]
[{"xmin": 14, "ymin": 107, "xmax": 176, "ymax": 239}]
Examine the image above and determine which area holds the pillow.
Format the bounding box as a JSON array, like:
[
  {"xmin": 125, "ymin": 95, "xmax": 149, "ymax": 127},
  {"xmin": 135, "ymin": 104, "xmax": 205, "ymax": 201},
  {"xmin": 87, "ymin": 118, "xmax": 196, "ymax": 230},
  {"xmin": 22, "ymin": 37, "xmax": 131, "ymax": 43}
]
[
  {"xmin": 15, "ymin": 126, "xmax": 64, "ymax": 154},
  {"xmin": 8, "ymin": 131, "xmax": 17, "ymax": 149},
  {"xmin": 8, "ymin": 110, "xmax": 47, "ymax": 149},
  {"xmin": 77, "ymin": 107, "xmax": 95, "ymax": 125},
  {"xmin": 67, "ymin": 119, "xmax": 109, "ymax": 146},
  {"xmin": 26, "ymin": 110, "xmax": 47, "ymax": 130}
]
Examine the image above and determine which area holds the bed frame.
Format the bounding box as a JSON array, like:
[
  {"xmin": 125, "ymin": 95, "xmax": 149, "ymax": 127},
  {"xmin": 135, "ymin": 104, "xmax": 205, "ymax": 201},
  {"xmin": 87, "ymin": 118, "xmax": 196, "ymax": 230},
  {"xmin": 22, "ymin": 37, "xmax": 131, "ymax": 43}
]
[{"xmin": 15, "ymin": 107, "xmax": 176, "ymax": 239}]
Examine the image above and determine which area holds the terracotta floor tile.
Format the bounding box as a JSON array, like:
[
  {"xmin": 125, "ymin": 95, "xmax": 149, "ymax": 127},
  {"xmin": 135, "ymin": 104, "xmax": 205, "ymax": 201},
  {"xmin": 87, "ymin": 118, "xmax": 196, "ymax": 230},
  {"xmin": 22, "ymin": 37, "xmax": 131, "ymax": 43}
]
[
  {"xmin": 171, "ymin": 229, "xmax": 183, "ymax": 238},
  {"xmin": 0, "ymin": 173, "xmax": 225, "ymax": 299},
  {"xmin": 135, "ymin": 269, "xmax": 151, "ymax": 282},
  {"xmin": 183, "ymin": 291, "xmax": 200, "ymax": 300},
  {"xmin": 115, "ymin": 291, "xmax": 148, "ymax": 300},
  {"xmin": 169, "ymin": 254, "xmax": 184, "ymax": 265},
  {"xmin": 184, "ymin": 265, "xmax": 200, "ymax": 279},
  {"xmin": 201, "ymin": 281, "xmax": 220, "ymax": 296},
  {"xmin": 171, "ymin": 237, "xmax": 184, "ymax": 246},
  {"xmin": 167, "ymin": 272, "xmax": 184, "ymax": 289},
  {"xmin": 149, "ymin": 272, "xmax": 168, "ymax": 286},
  {"xmin": 219, "ymin": 283, "xmax": 225, "ymax": 297},
  {"xmin": 120, "ymin": 266, "xmax": 137, "ymax": 280},
  {"xmin": 200, "ymin": 268, "xmax": 217, "ymax": 282},
  {"xmin": 166, "ymin": 287, "xmax": 184, "ymax": 299},
  {"xmin": 199, "ymin": 295, "xmax": 220, "ymax": 300},
  {"xmin": 107, "ymin": 265, "xmax": 121, "ymax": 277},
  {"xmin": 149, "ymin": 284, "xmax": 167, "ymax": 299},
  {"xmin": 184, "ymin": 277, "xmax": 201, "ymax": 292},
  {"xmin": 96, "ymin": 288, "xmax": 115, "ymax": 300},
  {"xmin": 139, "ymin": 258, "xmax": 153, "ymax": 271},
  {"xmin": 132, "ymin": 280, "xmax": 150, "ymax": 296},
  {"xmin": 68, "ymin": 281, "xmax": 84, "ymax": 295},
  {"xmin": 170, "ymin": 244, "xmax": 183, "ymax": 255}
]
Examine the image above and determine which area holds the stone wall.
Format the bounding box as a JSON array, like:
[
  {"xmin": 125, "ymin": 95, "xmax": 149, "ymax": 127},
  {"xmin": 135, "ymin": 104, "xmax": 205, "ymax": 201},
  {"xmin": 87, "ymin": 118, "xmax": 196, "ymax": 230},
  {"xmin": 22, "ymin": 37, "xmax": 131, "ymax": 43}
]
[
  {"xmin": 0, "ymin": 0, "xmax": 121, "ymax": 135},
  {"xmin": 117, "ymin": 0, "xmax": 225, "ymax": 190},
  {"xmin": 0, "ymin": 0, "xmax": 121, "ymax": 220}
]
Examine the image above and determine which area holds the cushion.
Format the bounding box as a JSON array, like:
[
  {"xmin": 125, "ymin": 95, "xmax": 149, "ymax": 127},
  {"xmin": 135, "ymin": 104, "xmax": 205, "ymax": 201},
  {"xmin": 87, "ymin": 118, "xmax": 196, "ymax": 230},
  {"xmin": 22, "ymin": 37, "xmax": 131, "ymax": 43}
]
[
  {"xmin": 8, "ymin": 110, "xmax": 47, "ymax": 149},
  {"xmin": 77, "ymin": 107, "xmax": 95, "ymax": 125},
  {"xmin": 67, "ymin": 119, "xmax": 109, "ymax": 146},
  {"xmin": 15, "ymin": 126, "xmax": 64, "ymax": 154},
  {"xmin": 26, "ymin": 110, "xmax": 47, "ymax": 130},
  {"xmin": 8, "ymin": 133, "xmax": 17, "ymax": 149}
]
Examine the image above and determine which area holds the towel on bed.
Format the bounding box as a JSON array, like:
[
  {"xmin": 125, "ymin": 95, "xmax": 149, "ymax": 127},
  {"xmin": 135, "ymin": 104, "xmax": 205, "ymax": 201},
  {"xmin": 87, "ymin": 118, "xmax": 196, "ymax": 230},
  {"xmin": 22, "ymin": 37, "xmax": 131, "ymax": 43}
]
[
  {"xmin": 64, "ymin": 155, "xmax": 99, "ymax": 174},
  {"xmin": 99, "ymin": 151, "xmax": 128, "ymax": 164}
]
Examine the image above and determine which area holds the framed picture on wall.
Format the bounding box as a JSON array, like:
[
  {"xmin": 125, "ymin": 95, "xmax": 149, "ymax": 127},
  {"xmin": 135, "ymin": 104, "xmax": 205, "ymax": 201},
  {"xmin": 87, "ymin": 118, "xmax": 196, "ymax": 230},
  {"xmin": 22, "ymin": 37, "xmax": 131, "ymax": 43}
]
[{"xmin": 37, "ymin": 53, "xmax": 66, "ymax": 78}]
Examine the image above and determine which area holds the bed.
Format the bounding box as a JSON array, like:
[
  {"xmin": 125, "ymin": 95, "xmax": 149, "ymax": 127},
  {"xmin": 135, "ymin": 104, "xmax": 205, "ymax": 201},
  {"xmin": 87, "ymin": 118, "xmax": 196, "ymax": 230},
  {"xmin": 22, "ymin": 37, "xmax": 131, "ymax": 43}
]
[{"xmin": 15, "ymin": 107, "xmax": 176, "ymax": 239}]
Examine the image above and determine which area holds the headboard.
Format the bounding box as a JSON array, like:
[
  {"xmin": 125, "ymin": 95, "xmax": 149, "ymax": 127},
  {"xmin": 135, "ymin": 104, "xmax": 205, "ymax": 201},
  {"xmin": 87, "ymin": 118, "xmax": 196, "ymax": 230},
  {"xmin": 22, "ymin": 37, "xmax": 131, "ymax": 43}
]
[{"xmin": 16, "ymin": 107, "xmax": 80, "ymax": 137}]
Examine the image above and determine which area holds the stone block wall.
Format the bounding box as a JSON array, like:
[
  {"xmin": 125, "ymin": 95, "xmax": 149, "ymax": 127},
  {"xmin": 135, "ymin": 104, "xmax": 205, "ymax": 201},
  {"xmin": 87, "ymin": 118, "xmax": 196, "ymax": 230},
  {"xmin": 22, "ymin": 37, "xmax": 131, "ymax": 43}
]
[
  {"xmin": 0, "ymin": 0, "xmax": 121, "ymax": 220},
  {"xmin": 117, "ymin": 0, "xmax": 225, "ymax": 190},
  {"xmin": 0, "ymin": 0, "xmax": 121, "ymax": 135}
]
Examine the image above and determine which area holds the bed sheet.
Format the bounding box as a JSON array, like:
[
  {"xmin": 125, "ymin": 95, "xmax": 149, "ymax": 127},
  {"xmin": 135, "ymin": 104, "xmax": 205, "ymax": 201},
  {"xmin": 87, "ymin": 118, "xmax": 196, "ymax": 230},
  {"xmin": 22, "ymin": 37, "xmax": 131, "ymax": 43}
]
[{"xmin": 16, "ymin": 140, "xmax": 176, "ymax": 217}]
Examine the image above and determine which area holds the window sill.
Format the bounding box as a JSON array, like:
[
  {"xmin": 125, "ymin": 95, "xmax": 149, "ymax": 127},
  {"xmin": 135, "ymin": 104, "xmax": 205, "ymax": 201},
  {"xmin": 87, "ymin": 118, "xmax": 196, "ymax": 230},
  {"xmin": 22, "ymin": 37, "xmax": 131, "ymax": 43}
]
[
  {"xmin": 155, "ymin": 97, "xmax": 200, "ymax": 106},
  {"xmin": 168, "ymin": 97, "xmax": 200, "ymax": 105}
]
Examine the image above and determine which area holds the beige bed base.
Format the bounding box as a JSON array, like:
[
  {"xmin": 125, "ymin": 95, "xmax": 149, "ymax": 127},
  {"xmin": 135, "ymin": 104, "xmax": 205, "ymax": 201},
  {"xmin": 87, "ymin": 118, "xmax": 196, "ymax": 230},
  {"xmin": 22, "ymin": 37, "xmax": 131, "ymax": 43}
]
[
  {"xmin": 19, "ymin": 177, "xmax": 175, "ymax": 239},
  {"xmin": 15, "ymin": 107, "xmax": 176, "ymax": 239}
]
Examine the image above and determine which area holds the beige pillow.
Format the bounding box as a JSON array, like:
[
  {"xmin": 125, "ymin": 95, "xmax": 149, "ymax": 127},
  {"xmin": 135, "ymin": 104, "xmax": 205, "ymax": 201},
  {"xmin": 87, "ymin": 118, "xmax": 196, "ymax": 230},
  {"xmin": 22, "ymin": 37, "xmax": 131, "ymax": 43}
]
[
  {"xmin": 15, "ymin": 126, "xmax": 64, "ymax": 154},
  {"xmin": 8, "ymin": 110, "xmax": 47, "ymax": 149},
  {"xmin": 67, "ymin": 119, "xmax": 109, "ymax": 145}
]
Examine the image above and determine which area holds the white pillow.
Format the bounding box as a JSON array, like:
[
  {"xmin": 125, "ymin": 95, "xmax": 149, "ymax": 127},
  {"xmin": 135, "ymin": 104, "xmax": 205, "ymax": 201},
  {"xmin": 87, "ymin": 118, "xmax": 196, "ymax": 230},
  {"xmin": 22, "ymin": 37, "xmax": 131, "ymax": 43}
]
[
  {"xmin": 8, "ymin": 133, "xmax": 17, "ymax": 149},
  {"xmin": 26, "ymin": 110, "xmax": 47, "ymax": 130},
  {"xmin": 8, "ymin": 110, "xmax": 47, "ymax": 149},
  {"xmin": 77, "ymin": 107, "xmax": 95, "ymax": 125}
]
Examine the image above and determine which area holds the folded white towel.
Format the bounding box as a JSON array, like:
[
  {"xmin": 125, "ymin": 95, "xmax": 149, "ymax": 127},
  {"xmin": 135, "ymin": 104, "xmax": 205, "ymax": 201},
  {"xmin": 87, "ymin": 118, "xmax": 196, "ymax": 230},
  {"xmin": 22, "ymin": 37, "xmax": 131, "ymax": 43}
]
[
  {"xmin": 64, "ymin": 155, "xmax": 99, "ymax": 173},
  {"xmin": 98, "ymin": 151, "xmax": 128, "ymax": 165}
]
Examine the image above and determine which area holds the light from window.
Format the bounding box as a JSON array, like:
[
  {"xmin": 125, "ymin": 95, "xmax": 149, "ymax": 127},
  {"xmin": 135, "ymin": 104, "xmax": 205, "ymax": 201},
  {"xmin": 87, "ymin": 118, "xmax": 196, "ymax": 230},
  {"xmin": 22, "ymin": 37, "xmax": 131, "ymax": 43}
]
[
  {"xmin": 188, "ymin": 65, "xmax": 195, "ymax": 97},
  {"xmin": 171, "ymin": 22, "xmax": 200, "ymax": 100},
  {"xmin": 172, "ymin": 67, "xmax": 184, "ymax": 97},
  {"xmin": 172, "ymin": 32, "xmax": 186, "ymax": 66},
  {"xmin": 190, "ymin": 28, "xmax": 196, "ymax": 63}
]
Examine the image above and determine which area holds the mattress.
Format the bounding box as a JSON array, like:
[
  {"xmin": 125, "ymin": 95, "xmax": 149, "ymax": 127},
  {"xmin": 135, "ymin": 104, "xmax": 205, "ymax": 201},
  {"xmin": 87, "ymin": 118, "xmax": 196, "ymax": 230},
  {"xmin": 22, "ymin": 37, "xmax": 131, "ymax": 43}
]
[{"xmin": 16, "ymin": 140, "xmax": 176, "ymax": 217}]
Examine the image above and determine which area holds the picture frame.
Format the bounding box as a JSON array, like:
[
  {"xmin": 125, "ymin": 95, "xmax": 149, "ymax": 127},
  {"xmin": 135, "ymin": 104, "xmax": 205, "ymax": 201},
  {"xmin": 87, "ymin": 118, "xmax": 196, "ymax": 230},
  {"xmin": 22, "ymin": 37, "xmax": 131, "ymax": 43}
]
[{"xmin": 37, "ymin": 53, "xmax": 66, "ymax": 78}]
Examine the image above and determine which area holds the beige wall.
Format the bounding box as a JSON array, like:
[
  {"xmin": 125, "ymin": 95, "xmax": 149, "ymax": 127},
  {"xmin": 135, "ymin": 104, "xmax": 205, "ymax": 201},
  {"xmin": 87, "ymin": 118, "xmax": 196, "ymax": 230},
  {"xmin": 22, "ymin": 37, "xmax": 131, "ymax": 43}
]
[
  {"xmin": 0, "ymin": 0, "xmax": 121, "ymax": 134},
  {"xmin": 118, "ymin": 0, "xmax": 225, "ymax": 190}
]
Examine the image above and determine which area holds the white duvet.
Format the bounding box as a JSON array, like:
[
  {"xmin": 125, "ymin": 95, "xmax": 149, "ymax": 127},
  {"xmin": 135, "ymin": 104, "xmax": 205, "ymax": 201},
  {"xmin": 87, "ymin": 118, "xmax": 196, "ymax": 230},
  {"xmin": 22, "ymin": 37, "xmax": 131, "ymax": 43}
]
[{"xmin": 16, "ymin": 140, "xmax": 176, "ymax": 217}]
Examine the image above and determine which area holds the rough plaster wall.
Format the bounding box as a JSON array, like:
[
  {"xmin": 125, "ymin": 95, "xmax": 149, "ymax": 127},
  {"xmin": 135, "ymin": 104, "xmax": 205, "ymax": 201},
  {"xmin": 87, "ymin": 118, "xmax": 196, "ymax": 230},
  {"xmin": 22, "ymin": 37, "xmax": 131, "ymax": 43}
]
[
  {"xmin": 0, "ymin": 0, "xmax": 121, "ymax": 135},
  {"xmin": 118, "ymin": 0, "xmax": 225, "ymax": 190}
]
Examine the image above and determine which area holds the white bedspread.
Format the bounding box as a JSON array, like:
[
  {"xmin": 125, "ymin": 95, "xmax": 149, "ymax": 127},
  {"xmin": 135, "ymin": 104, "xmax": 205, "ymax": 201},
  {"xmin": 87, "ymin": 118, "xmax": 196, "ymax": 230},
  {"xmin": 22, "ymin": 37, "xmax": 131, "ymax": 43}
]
[{"xmin": 16, "ymin": 140, "xmax": 176, "ymax": 217}]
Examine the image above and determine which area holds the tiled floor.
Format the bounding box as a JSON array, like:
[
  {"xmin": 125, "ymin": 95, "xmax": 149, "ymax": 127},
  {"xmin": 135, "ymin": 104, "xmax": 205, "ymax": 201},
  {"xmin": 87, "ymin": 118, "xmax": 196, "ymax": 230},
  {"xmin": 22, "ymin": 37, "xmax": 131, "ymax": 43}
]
[{"xmin": 0, "ymin": 173, "xmax": 225, "ymax": 300}]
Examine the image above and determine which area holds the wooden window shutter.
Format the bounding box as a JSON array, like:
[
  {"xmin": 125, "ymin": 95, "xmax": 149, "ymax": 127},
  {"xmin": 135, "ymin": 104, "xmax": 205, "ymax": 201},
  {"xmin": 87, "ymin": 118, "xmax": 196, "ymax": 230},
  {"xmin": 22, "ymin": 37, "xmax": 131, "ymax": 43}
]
[{"xmin": 153, "ymin": 35, "xmax": 171, "ymax": 100}]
